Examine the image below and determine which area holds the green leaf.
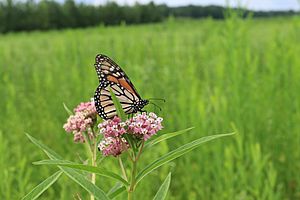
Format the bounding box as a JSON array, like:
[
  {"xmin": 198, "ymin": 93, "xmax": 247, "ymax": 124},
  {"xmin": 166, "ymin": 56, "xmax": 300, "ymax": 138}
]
[
  {"xmin": 62, "ymin": 167, "xmax": 110, "ymax": 200},
  {"xmin": 33, "ymin": 159, "xmax": 129, "ymax": 186},
  {"xmin": 109, "ymin": 87, "xmax": 126, "ymax": 121},
  {"xmin": 153, "ymin": 173, "xmax": 171, "ymax": 200},
  {"xmin": 136, "ymin": 132, "xmax": 235, "ymax": 184},
  {"xmin": 107, "ymin": 183, "xmax": 126, "ymax": 199},
  {"xmin": 63, "ymin": 102, "xmax": 73, "ymax": 116},
  {"xmin": 21, "ymin": 170, "xmax": 63, "ymax": 200},
  {"xmin": 26, "ymin": 133, "xmax": 62, "ymax": 159},
  {"xmin": 26, "ymin": 133, "xmax": 110, "ymax": 200},
  {"xmin": 144, "ymin": 127, "xmax": 194, "ymax": 150},
  {"xmin": 109, "ymin": 88, "xmax": 136, "ymax": 152},
  {"xmin": 107, "ymin": 182, "xmax": 122, "ymax": 196},
  {"xmin": 123, "ymin": 134, "xmax": 136, "ymax": 153}
]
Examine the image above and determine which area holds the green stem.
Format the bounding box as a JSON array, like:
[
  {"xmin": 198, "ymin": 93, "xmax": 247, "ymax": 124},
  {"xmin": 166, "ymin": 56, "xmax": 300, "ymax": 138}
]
[
  {"xmin": 91, "ymin": 141, "xmax": 97, "ymax": 182},
  {"xmin": 83, "ymin": 133, "xmax": 93, "ymax": 159},
  {"xmin": 127, "ymin": 141, "xmax": 145, "ymax": 200},
  {"xmin": 128, "ymin": 160, "xmax": 137, "ymax": 199},
  {"xmin": 135, "ymin": 141, "xmax": 144, "ymax": 162},
  {"xmin": 89, "ymin": 128, "xmax": 97, "ymax": 200},
  {"xmin": 118, "ymin": 156, "xmax": 128, "ymax": 181},
  {"xmin": 128, "ymin": 190, "xmax": 133, "ymax": 200}
]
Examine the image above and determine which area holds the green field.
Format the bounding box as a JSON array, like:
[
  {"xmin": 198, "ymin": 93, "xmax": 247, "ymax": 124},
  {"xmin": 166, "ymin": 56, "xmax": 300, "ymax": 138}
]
[{"xmin": 1, "ymin": 16, "xmax": 300, "ymax": 199}]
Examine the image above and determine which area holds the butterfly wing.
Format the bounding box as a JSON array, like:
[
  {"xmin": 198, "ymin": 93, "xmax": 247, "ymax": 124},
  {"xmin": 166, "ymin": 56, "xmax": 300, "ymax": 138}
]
[
  {"xmin": 94, "ymin": 84, "xmax": 140, "ymax": 119},
  {"xmin": 94, "ymin": 54, "xmax": 141, "ymax": 98},
  {"xmin": 93, "ymin": 54, "xmax": 144, "ymax": 119}
]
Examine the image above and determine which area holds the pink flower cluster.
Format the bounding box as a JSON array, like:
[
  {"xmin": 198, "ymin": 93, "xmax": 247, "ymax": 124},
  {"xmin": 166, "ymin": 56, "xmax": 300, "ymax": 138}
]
[
  {"xmin": 64, "ymin": 112, "xmax": 93, "ymax": 133},
  {"xmin": 74, "ymin": 102, "xmax": 97, "ymax": 117},
  {"xmin": 98, "ymin": 117, "xmax": 126, "ymax": 138},
  {"xmin": 63, "ymin": 101, "xmax": 97, "ymax": 143},
  {"xmin": 98, "ymin": 137, "xmax": 128, "ymax": 157},
  {"xmin": 97, "ymin": 116, "xmax": 128, "ymax": 157},
  {"xmin": 127, "ymin": 112, "xmax": 163, "ymax": 141},
  {"xmin": 97, "ymin": 113, "xmax": 163, "ymax": 157}
]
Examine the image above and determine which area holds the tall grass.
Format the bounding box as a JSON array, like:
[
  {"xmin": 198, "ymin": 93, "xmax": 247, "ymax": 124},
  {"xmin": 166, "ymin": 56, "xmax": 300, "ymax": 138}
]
[{"xmin": 0, "ymin": 15, "xmax": 300, "ymax": 199}]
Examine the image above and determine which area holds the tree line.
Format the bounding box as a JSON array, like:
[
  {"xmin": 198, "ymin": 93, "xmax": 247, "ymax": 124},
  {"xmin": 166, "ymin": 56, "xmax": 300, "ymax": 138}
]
[{"xmin": 0, "ymin": 0, "xmax": 298, "ymax": 33}]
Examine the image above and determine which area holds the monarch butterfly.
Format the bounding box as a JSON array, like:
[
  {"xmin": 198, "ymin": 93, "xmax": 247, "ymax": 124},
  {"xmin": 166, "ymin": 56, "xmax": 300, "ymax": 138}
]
[{"xmin": 93, "ymin": 54, "xmax": 149, "ymax": 120}]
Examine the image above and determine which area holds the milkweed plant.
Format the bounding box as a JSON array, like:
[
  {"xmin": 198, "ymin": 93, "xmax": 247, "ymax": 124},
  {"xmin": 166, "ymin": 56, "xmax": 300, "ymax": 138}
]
[{"xmin": 23, "ymin": 90, "xmax": 234, "ymax": 200}]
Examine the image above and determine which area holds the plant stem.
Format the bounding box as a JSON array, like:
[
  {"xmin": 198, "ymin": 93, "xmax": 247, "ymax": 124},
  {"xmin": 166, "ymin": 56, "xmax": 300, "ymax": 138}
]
[
  {"xmin": 90, "ymin": 129, "xmax": 97, "ymax": 200},
  {"xmin": 90, "ymin": 144, "xmax": 96, "ymax": 200},
  {"xmin": 128, "ymin": 159, "xmax": 137, "ymax": 200},
  {"xmin": 91, "ymin": 142, "xmax": 97, "ymax": 183},
  {"xmin": 118, "ymin": 156, "xmax": 128, "ymax": 181},
  {"xmin": 128, "ymin": 190, "xmax": 133, "ymax": 200},
  {"xmin": 135, "ymin": 141, "xmax": 144, "ymax": 162},
  {"xmin": 127, "ymin": 141, "xmax": 145, "ymax": 200}
]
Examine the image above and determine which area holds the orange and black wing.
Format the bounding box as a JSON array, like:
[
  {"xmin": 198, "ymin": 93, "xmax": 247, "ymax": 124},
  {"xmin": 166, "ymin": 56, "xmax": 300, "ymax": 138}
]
[
  {"xmin": 94, "ymin": 54, "xmax": 141, "ymax": 98},
  {"xmin": 93, "ymin": 54, "xmax": 143, "ymax": 120}
]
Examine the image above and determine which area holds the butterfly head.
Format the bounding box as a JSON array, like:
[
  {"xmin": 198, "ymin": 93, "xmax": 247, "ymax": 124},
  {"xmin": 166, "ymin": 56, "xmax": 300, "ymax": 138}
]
[
  {"xmin": 137, "ymin": 99, "xmax": 149, "ymax": 109},
  {"xmin": 143, "ymin": 99, "xmax": 149, "ymax": 106},
  {"xmin": 132, "ymin": 99, "xmax": 149, "ymax": 113}
]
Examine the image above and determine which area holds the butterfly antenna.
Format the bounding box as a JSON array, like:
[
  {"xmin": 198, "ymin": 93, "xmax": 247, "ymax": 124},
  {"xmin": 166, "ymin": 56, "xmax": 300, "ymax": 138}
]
[
  {"xmin": 149, "ymin": 102, "xmax": 162, "ymax": 111},
  {"xmin": 148, "ymin": 98, "xmax": 166, "ymax": 103}
]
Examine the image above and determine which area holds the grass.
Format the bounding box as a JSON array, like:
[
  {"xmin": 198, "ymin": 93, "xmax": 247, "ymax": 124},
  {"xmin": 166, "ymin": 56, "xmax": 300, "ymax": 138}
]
[{"xmin": 1, "ymin": 15, "xmax": 300, "ymax": 199}]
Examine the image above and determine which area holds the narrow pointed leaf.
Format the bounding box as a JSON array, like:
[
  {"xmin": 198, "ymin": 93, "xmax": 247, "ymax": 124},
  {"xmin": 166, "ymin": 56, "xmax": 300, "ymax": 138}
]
[
  {"xmin": 109, "ymin": 87, "xmax": 126, "ymax": 121},
  {"xmin": 26, "ymin": 134, "xmax": 110, "ymax": 200},
  {"xmin": 107, "ymin": 183, "xmax": 126, "ymax": 199},
  {"xmin": 107, "ymin": 182, "xmax": 122, "ymax": 196},
  {"xmin": 26, "ymin": 133, "xmax": 62, "ymax": 159},
  {"xmin": 144, "ymin": 127, "xmax": 194, "ymax": 150},
  {"xmin": 34, "ymin": 159, "xmax": 129, "ymax": 186},
  {"xmin": 63, "ymin": 102, "xmax": 73, "ymax": 116},
  {"xmin": 62, "ymin": 167, "xmax": 109, "ymax": 200},
  {"xmin": 153, "ymin": 173, "xmax": 171, "ymax": 200},
  {"xmin": 136, "ymin": 132, "xmax": 235, "ymax": 184},
  {"xmin": 22, "ymin": 170, "xmax": 63, "ymax": 200},
  {"xmin": 109, "ymin": 88, "xmax": 136, "ymax": 152}
]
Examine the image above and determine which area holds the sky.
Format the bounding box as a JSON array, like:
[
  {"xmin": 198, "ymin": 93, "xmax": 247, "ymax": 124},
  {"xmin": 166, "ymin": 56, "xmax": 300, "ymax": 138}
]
[{"xmin": 84, "ymin": 0, "xmax": 300, "ymax": 11}]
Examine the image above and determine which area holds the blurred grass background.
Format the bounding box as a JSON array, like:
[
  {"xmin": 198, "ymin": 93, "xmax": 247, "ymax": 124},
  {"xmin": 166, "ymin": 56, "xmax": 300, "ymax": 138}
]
[{"xmin": 1, "ymin": 15, "xmax": 300, "ymax": 199}]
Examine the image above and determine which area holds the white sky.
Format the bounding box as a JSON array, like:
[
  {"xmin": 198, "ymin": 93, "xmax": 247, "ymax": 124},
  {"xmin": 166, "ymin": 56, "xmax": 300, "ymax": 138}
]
[{"xmin": 84, "ymin": 0, "xmax": 300, "ymax": 11}]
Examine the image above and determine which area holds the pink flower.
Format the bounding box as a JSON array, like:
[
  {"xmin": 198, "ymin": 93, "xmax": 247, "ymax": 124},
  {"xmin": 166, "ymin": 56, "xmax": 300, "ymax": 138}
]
[
  {"xmin": 126, "ymin": 112, "xmax": 163, "ymax": 141},
  {"xmin": 74, "ymin": 101, "xmax": 97, "ymax": 117},
  {"xmin": 98, "ymin": 116, "xmax": 126, "ymax": 138},
  {"xmin": 73, "ymin": 131, "xmax": 85, "ymax": 143},
  {"xmin": 63, "ymin": 101, "xmax": 97, "ymax": 143},
  {"xmin": 96, "ymin": 112, "xmax": 163, "ymax": 156},
  {"xmin": 63, "ymin": 112, "xmax": 93, "ymax": 133},
  {"xmin": 98, "ymin": 137, "xmax": 128, "ymax": 157}
]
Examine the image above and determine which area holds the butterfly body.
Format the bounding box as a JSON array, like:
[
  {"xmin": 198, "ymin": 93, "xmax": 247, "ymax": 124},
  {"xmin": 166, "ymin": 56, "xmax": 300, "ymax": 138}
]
[{"xmin": 93, "ymin": 54, "xmax": 148, "ymax": 120}]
